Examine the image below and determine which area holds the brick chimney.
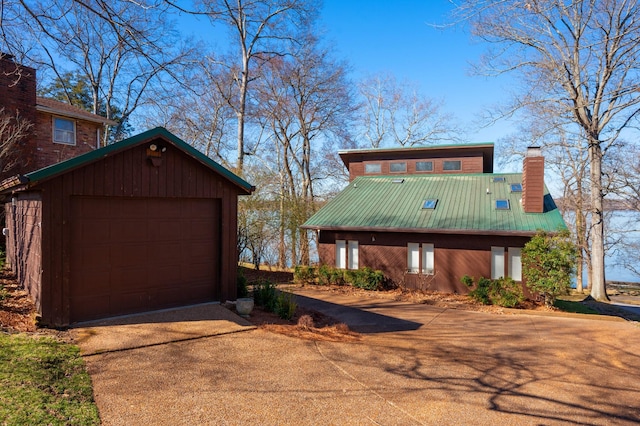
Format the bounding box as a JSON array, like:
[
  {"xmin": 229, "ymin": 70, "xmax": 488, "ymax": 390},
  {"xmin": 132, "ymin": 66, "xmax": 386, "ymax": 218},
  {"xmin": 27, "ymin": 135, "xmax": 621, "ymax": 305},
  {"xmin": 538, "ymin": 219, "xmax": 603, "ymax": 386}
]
[
  {"xmin": 522, "ymin": 147, "xmax": 545, "ymax": 213},
  {"xmin": 0, "ymin": 54, "xmax": 37, "ymax": 120},
  {"xmin": 0, "ymin": 54, "xmax": 37, "ymax": 178}
]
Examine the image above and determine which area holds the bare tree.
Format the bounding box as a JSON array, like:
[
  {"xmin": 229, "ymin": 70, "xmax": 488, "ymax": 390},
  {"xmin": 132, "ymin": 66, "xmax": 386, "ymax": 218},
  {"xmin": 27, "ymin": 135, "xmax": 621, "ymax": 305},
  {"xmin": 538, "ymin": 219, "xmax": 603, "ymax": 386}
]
[
  {"xmin": 3, "ymin": 0, "xmax": 193, "ymax": 143},
  {"xmin": 143, "ymin": 61, "xmax": 237, "ymax": 168},
  {"xmin": 0, "ymin": 108, "xmax": 33, "ymax": 177},
  {"xmin": 174, "ymin": 0, "xmax": 316, "ymax": 174},
  {"xmin": 358, "ymin": 73, "xmax": 460, "ymax": 148},
  {"xmin": 458, "ymin": 0, "xmax": 640, "ymax": 300},
  {"xmin": 255, "ymin": 35, "xmax": 355, "ymax": 267}
]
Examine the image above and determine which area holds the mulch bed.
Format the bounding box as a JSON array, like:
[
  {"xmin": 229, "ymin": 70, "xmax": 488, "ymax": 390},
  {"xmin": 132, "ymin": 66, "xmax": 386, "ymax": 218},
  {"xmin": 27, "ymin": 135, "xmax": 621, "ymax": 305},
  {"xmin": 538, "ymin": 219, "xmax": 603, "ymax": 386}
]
[{"xmin": 2, "ymin": 266, "xmax": 638, "ymax": 341}]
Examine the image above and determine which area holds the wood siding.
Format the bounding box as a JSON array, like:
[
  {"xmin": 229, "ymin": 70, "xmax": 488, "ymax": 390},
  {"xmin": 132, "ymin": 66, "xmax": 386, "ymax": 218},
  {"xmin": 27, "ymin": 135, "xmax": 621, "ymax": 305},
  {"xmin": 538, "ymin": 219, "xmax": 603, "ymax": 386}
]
[
  {"xmin": 318, "ymin": 230, "xmax": 531, "ymax": 293},
  {"xmin": 10, "ymin": 139, "xmax": 242, "ymax": 326}
]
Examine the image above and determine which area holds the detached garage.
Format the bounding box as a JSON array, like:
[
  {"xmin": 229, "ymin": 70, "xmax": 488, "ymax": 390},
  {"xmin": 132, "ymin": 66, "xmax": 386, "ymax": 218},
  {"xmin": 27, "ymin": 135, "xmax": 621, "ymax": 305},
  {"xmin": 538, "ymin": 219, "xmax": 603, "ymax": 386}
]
[{"xmin": 1, "ymin": 127, "xmax": 254, "ymax": 326}]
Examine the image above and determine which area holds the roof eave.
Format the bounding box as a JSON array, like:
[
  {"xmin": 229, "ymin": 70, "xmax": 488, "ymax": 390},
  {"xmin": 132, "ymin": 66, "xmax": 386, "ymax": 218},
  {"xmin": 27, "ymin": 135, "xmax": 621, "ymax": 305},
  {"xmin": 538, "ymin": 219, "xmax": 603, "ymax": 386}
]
[
  {"xmin": 301, "ymin": 224, "xmax": 561, "ymax": 237},
  {"xmin": 36, "ymin": 104, "xmax": 118, "ymax": 126},
  {"xmin": 20, "ymin": 127, "xmax": 254, "ymax": 194}
]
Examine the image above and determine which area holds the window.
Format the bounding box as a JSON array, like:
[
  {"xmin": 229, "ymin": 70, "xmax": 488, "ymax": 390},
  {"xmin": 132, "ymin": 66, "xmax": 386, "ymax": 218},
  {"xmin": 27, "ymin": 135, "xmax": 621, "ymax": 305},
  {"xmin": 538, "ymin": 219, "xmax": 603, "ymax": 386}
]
[
  {"xmin": 508, "ymin": 247, "xmax": 522, "ymax": 281},
  {"xmin": 422, "ymin": 243, "xmax": 434, "ymax": 274},
  {"xmin": 407, "ymin": 243, "xmax": 434, "ymax": 274},
  {"xmin": 492, "ymin": 177, "xmax": 505, "ymax": 182},
  {"xmin": 510, "ymin": 183, "xmax": 523, "ymax": 192},
  {"xmin": 365, "ymin": 163, "xmax": 381, "ymax": 174},
  {"xmin": 491, "ymin": 247, "xmax": 505, "ymax": 279},
  {"xmin": 495, "ymin": 199, "xmax": 510, "ymax": 210},
  {"xmin": 422, "ymin": 199, "xmax": 438, "ymax": 209},
  {"xmin": 443, "ymin": 160, "xmax": 461, "ymax": 171},
  {"xmin": 407, "ymin": 243, "xmax": 420, "ymax": 273},
  {"xmin": 348, "ymin": 241, "xmax": 359, "ymax": 270},
  {"xmin": 336, "ymin": 239, "xmax": 359, "ymax": 270},
  {"xmin": 53, "ymin": 117, "xmax": 75, "ymax": 145},
  {"xmin": 416, "ymin": 161, "xmax": 433, "ymax": 172},
  {"xmin": 390, "ymin": 162, "xmax": 407, "ymax": 173},
  {"xmin": 336, "ymin": 240, "xmax": 346, "ymax": 269}
]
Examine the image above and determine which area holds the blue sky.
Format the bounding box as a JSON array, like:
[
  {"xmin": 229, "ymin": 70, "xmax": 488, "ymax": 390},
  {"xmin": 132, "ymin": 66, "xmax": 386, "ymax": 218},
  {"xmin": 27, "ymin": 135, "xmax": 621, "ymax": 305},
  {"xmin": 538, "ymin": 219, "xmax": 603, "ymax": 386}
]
[
  {"xmin": 180, "ymin": 0, "xmax": 516, "ymax": 145},
  {"xmin": 319, "ymin": 0, "xmax": 516, "ymax": 145}
]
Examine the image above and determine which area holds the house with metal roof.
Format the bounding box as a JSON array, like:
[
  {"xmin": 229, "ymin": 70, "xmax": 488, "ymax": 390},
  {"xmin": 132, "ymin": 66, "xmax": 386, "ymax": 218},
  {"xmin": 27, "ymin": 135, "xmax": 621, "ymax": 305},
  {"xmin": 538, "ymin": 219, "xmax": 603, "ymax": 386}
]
[
  {"xmin": 302, "ymin": 144, "xmax": 566, "ymax": 293},
  {"xmin": 2, "ymin": 127, "xmax": 254, "ymax": 326}
]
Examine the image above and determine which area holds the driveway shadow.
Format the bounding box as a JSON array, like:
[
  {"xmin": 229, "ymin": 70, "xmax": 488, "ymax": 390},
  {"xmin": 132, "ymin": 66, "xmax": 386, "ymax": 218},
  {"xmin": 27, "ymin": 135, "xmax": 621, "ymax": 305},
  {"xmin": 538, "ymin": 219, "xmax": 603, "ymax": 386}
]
[{"xmin": 294, "ymin": 294, "xmax": 422, "ymax": 333}]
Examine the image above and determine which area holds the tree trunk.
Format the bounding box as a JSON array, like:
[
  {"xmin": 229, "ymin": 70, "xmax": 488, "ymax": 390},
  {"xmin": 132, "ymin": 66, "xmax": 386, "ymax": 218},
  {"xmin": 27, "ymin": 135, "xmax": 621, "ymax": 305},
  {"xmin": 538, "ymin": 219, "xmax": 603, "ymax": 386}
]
[
  {"xmin": 575, "ymin": 206, "xmax": 586, "ymax": 293},
  {"xmin": 588, "ymin": 141, "xmax": 609, "ymax": 301}
]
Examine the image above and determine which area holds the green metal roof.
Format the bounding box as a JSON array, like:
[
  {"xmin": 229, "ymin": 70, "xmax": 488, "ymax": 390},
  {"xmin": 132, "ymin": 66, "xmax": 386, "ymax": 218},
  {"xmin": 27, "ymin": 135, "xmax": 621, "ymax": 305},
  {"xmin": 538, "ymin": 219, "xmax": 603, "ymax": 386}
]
[
  {"xmin": 19, "ymin": 127, "xmax": 254, "ymax": 194},
  {"xmin": 302, "ymin": 173, "xmax": 566, "ymax": 235}
]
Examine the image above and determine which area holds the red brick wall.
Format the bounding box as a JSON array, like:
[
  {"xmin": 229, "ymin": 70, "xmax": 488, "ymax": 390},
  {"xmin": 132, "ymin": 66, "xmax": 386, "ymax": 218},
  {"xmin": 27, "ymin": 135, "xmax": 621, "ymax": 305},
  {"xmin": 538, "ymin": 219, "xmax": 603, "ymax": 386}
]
[
  {"xmin": 5, "ymin": 193, "xmax": 43, "ymax": 313},
  {"xmin": 522, "ymin": 155, "xmax": 545, "ymax": 213},
  {"xmin": 0, "ymin": 56, "xmax": 37, "ymax": 178},
  {"xmin": 27, "ymin": 111, "xmax": 99, "ymax": 173}
]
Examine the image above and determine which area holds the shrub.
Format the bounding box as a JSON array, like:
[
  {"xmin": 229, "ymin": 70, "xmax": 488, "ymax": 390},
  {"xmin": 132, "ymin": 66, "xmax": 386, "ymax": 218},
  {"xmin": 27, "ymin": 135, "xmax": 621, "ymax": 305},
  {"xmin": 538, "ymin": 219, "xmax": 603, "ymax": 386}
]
[
  {"xmin": 468, "ymin": 276, "xmax": 492, "ymax": 305},
  {"xmin": 522, "ymin": 230, "xmax": 577, "ymax": 307},
  {"xmin": 317, "ymin": 265, "xmax": 346, "ymax": 286},
  {"xmin": 490, "ymin": 277, "xmax": 524, "ymax": 308},
  {"xmin": 344, "ymin": 267, "xmax": 385, "ymax": 290},
  {"xmin": 237, "ymin": 269, "xmax": 249, "ymax": 298},
  {"xmin": 465, "ymin": 276, "xmax": 524, "ymax": 308},
  {"xmin": 297, "ymin": 314, "xmax": 314, "ymax": 329},
  {"xmin": 317, "ymin": 264, "xmax": 334, "ymax": 286},
  {"xmin": 293, "ymin": 265, "xmax": 316, "ymax": 285},
  {"xmin": 252, "ymin": 279, "xmax": 277, "ymax": 311},
  {"xmin": 275, "ymin": 292, "xmax": 297, "ymax": 320},
  {"xmin": 461, "ymin": 275, "xmax": 474, "ymax": 288}
]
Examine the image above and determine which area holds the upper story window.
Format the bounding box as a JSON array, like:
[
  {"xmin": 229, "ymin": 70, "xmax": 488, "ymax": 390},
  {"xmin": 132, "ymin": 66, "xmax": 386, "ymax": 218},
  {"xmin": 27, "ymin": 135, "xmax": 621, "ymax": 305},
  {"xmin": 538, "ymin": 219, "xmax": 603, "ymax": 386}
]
[
  {"xmin": 364, "ymin": 163, "xmax": 381, "ymax": 174},
  {"xmin": 443, "ymin": 160, "xmax": 461, "ymax": 171},
  {"xmin": 53, "ymin": 117, "xmax": 76, "ymax": 145},
  {"xmin": 389, "ymin": 162, "xmax": 407, "ymax": 173},
  {"xmin": 416, "ymin": 161, "xmax": 433, "ymax": 172}
]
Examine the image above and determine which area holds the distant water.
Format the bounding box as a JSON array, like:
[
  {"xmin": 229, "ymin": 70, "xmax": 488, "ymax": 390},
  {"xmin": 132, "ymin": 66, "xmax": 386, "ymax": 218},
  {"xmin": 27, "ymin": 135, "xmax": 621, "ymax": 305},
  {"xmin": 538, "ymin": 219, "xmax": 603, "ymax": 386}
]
[{"xmin": 589, "ymin": 210, "xmax": 639, "ymax": 283}]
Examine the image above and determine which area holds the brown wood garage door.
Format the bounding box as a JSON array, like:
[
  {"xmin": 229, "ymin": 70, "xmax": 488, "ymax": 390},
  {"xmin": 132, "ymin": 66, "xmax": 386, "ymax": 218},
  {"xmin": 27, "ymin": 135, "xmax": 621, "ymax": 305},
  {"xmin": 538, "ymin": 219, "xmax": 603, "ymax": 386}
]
[{"xmin": 69, "ymin": 196, "xmax": 220, "ymax": 322}]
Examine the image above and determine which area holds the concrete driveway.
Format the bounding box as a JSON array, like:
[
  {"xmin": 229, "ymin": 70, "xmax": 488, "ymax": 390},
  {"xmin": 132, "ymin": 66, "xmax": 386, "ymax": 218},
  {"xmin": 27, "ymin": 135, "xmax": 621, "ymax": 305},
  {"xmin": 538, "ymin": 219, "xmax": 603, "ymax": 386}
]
[{"xmin": 75, "ymin": 291, "xmax": 640, "ymax": 425}]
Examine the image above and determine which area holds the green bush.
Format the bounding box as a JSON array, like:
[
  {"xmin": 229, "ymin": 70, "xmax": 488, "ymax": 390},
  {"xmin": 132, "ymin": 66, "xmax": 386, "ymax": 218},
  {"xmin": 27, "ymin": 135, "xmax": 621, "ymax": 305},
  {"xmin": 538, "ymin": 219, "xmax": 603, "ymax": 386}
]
[
  {"xmin": 293, "ymin": 265, "xmax": 316, "ymax": 285},
  {"xmin": 490, "ymin": 277, "xmax": 524, "ymax": 308},
  {"xmin": 461, "ymin": 275, "xmax": 474, "ymax": 288},
  {"xmin": 468, "ymin": 276, "xmax": 492, "ymax": 305},
  {"xmin": 275, "ymin": 292, "xmax": 297, "ymax": 320},
  {"xmin": 0, "ymin": 284, "xmax": 7, "ymax": 304},
  {"xmin": 522, "ymin": 230, "xmax": 577, "ymax": 307},
  {"xmin": 344, "ymin": 267, "xmax": 385, "ymax": 290},
  {"xmin": 465, "ymin": 276, "xmax": 523, "ymax": 308},
  {"xmin": 252, "ymin": 279, "xmax": 277, "ymax": 311},
  {"xmin": 317, "ymin": 265, "xmax": 345, "ymax": 286},
  {"xmin": 237, "ymin": 269, "xmax": 249, "ymax": 298}
]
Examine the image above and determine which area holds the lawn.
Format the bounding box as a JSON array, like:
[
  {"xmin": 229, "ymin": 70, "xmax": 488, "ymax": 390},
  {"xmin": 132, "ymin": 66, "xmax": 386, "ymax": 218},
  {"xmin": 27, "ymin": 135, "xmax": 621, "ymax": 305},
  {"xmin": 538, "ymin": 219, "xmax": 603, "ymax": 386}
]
[{"xmin": 0, "ymin": 333, "xmax": 100, "ymax": 425}]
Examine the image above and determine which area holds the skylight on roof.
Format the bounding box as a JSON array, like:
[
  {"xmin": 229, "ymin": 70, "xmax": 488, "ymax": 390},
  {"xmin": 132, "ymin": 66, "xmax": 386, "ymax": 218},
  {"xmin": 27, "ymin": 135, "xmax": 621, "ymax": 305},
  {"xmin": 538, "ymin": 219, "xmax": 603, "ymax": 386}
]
[
  {"xmin": 510, "ymin": 183, "xmax": 523, "ymax": 192},
  {"xmin": 422, "ymin": 199, "xmax": 438, "ymax": 209},
  {"xmin": 392, "ymin": 178, "xmax": 405, "ymax": 184},
  {"xmin": 496, "ymin": 199, "xmax": 510, "ymax": 210},
  {"xmin": 492, "ymin": 177, "xmax": 505, "ymax": 182}
]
